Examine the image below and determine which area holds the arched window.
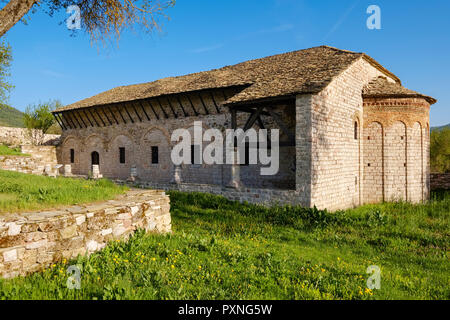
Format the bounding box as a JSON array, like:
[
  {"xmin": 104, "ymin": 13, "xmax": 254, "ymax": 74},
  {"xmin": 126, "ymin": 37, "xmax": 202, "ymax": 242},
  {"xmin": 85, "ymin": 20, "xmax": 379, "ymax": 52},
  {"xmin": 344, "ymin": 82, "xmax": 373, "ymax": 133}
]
[{"xmin": 354, "ymin": 121, "xmax": 359, "ymax": 140}]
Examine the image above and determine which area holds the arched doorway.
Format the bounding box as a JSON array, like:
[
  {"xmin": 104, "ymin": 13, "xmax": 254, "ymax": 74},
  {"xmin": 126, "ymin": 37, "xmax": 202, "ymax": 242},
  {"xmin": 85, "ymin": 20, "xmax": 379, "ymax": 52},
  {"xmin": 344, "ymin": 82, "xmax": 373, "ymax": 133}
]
[{"xmin": 91, "ymin": 151, "xmax": 100, "ymax": 166}]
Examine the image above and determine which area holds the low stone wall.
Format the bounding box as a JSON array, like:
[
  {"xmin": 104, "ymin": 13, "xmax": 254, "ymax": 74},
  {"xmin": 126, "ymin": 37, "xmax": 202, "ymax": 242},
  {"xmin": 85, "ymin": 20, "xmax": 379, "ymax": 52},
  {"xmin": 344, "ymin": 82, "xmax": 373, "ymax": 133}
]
[
  {"xmin": 0, "ymin": 126, "xmax": 60, "ymax": 147},
  {"xmin": 0, "ymin": 146, "xmax": 58, "ymax": 175},
  {"xmin": 127, "ymin": 181, "xmax": 302, "ymax": 206},
  {"xmin": 430, "ymin": 173, "xmax": 450, "ymax": 190},
  {"xmin": 0, "ymin": 189, "xmax": 171, "ymax": 279},
  {"xmin": 0, "ymin": 155, "xmax": 47, "ymax": 175}
]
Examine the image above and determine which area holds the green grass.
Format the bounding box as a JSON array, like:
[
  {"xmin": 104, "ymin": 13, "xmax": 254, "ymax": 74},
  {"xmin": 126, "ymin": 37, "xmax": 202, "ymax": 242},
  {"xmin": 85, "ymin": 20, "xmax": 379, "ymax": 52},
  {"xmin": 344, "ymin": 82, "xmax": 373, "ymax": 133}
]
[
  {"xmin": 0, "ymin": 144, "xmax": 29, "ymax": 156},
  {"xmin": 0, "ymin": 105, "xmax": 25, "ymax": 128},
  {"xmin": 0, "ymin": 170, "xmax": 128, "ymax": 214},
  {"xmin": 0, "ymin": 189, "xmax": 448, "ymax": 300}
]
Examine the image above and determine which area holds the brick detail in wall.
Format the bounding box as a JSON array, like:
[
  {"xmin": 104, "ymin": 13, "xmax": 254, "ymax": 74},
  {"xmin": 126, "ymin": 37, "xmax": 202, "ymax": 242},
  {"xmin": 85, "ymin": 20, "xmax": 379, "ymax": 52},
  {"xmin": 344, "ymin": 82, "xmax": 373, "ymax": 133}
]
[{"xmin": 362, "ymin": 98, "xmax": 431, "ymax": 204}]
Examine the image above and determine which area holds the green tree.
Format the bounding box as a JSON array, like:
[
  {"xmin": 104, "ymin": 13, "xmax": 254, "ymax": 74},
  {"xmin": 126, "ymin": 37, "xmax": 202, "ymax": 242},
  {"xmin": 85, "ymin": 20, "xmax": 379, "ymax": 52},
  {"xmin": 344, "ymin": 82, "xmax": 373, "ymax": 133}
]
[
  {"xmin": 0, "ymin": 0, "xmax": 175, "ymax": 43},
  {"xmin": 23, "ymin": 100, "xmax": 61, "ymax": 144},
  {"xmin": 430, "ymin": 128, "xmax": 450, "ymax": 173},
  {"xmin": 0, "ymin": 41, "xmax": 13, "ymax": 104}
]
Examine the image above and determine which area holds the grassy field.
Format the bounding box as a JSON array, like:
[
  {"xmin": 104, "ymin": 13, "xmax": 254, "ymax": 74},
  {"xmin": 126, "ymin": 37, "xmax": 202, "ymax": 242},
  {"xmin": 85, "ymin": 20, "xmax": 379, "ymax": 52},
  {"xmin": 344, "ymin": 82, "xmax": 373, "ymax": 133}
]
[
  {"xmin": 0, "ymin": 189, "xmax": 448, "ymax": 300},
  {"xmin": 0, "ymin": 170, "xmax": 128, "ymax": 214},
  {"xmin": 0, "ymin": 144, "xmax": 28, "ymax": 156}
]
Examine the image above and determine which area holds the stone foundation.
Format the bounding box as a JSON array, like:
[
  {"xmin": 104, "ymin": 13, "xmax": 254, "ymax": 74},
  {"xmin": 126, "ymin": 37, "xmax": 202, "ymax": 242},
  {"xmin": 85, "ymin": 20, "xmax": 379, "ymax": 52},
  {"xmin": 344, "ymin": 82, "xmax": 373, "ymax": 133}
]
[
  {"xmin": 430, "ymin": 173, "xmax": 450, "ymax": 190},
  {"xmin": 126, "ymin": 181, "xmax": 302, "ymax": 206},
  {"xmin": 0, "ymin": 189, "xmax": 171, "ymax": 279}
]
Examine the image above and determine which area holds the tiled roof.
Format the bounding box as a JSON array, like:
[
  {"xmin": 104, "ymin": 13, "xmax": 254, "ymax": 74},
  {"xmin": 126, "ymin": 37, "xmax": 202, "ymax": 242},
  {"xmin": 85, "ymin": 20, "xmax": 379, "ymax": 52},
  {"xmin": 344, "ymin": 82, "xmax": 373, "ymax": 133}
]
[
  {"xmin": 55, "ymin": 46, "xmax": 404, "ymax": 112},
  {"xmin": 363, "ymin": 77, "xmax": 436, "ymax": 104}
]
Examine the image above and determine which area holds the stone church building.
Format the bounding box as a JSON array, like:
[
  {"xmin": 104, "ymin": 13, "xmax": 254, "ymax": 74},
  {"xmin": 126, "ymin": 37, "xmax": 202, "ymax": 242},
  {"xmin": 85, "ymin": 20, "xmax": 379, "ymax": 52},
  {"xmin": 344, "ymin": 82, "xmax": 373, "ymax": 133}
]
[{"xmin": 53, "ymin": 46, "xmax": 436, "ymax": 210}]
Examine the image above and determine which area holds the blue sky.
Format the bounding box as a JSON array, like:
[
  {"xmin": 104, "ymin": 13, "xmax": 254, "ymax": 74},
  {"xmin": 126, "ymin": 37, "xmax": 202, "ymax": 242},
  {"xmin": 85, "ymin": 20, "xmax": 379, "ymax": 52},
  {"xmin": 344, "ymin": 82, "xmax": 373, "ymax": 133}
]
[{"xmin": 3, "ymin": 0, "xmax": 450, "ymax": 126}]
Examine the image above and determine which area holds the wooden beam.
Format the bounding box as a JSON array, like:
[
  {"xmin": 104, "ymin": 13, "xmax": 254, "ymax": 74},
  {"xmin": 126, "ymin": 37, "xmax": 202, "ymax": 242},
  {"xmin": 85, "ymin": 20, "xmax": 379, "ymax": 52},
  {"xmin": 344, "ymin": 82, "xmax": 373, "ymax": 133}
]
[
  {"xmin": 243, "ymin": 106, "xmax": 264, "ymax": 131},
  {"xmin": 210, "ymin": 91, "xmax": 220, "ymax": 113},
  {"xmin": 93, "ymin": 108, "xmax": 106, "ymax": 126},
  {"xmin": 166, "ymin": 97, "xmax": 178, "ymax": 118},
  {"xmin": 53, "ymin": 113, "xmax": 65, "ymax": 130},
  {"xmin": 61, "ymin": 114, "xmax": 71, "ymax": 129},
  {"xmin": 82, "ymin": 110, "xmax": 94, "ymax": 127},
  {"xmin": 131, "ymin": 103, "xmax": 142, "ymax": 122},
  {"xmin": 232, "ymin": 106, "xmax": 270, "ymax": 116},
  {"xmin": 57, "ymin": 113, "xmax": 66, "ymax": 130},
  {"xmin": 116, "ymin": 105, "xmax": 127, "ymax": 124},
  {"xmin": 198, "ymin": 93, "xmax": 209, "ymax": 115},
  {"xmin": 139, "ymin": 101, "xmax": 150, "ymax": 121},
  {"xmin": 107, "ymin": 106, "xmax": 119, "ymax": 125},
  {"xmin": 75, "ymin": 110, "xmax": 87, "ymax": 128},
  {"xmin": 222, "ymin": 90, "xmax": 228, "ymax": 101},
  {"xmin": 100, "ymin": 107, "xmax": 112, "ymax": 126},
  {"xmin": 147, "ymin": 100, "xmax": 159, "ymax": 120},
  {"xmin": 230, "ymin": 108, "xmax": 237, "ymax": 130},
  {"xmin": 256, "ymin": 116, "xmax": 265, "ymax": 130},
  {"xmin": 87, "ymin": 109, "xmax": 100, "ymax": 127},
  {"xmin": 123, "ymin": 103, "xmax": 135, "ymax": 123},
  {"xmin": 156, "ymin": 98, "xmax": 169, "ymax": 119},
  {"xmin": 67, "ymin": 112, "xmax": 78, "ymax": 129},
  {"xmin": 266, "ymin": 109, "xmax": 295, "ymax": 144},
  {"xmin": 186, "ymin": 94, "xmax": 198, "ymax": 116},
  {"xmin": 176, "ymin": 96, "xmax": 188, "ymax": 117},
  {"xmin": 224, "ymin": 96, "xmax": 295, "ymax": 109}
]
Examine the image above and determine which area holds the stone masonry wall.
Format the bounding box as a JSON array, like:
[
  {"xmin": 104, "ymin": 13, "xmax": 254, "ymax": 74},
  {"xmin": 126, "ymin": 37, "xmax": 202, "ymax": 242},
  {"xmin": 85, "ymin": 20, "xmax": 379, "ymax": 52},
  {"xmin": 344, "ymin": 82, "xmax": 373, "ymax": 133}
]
[
  {"xmin": 0, "ymin": 189, "xmax": 171, "ymax": 279},
  {"xmin": 127, "ymin": 181, "xmax": 303, "ymax": 207},
  {"xmin": 0, "ymin": 126, "xmax": 60, "ymax": 147},
  {"xmin": 430, "ymin": 173, "xmax": 450, "ymax": 190},
  {"xmin": 298, "ymin": 57, "xmax": 397, "ymax": 211}
]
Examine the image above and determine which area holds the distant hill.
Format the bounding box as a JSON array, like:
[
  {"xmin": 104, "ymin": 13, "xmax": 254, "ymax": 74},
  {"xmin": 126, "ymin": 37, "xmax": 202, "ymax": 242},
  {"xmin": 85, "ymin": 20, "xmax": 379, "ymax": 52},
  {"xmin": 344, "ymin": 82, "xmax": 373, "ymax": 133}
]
[
  {"xmin": 0, "ymin": 105, "xmax": 25, "ymax": 128},
  {"xmin": 431, "ymin": 123, "xmax": 450, "ymax": 132}
]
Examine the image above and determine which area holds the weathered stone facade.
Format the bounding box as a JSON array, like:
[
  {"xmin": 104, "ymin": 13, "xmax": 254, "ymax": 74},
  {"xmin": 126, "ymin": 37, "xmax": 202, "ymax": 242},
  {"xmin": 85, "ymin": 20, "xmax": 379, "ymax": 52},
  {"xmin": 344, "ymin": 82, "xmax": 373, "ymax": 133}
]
[
  {"xmin": 0, "ymin": 189, "xmax": 171, "ymax": 278},
  {"xmin": 58, "ymin": 98, "xmax": 296, "ymax": 191},
  {"xmin": 54, "ymin": 47, "xmax": 435, "ymax": 210}
]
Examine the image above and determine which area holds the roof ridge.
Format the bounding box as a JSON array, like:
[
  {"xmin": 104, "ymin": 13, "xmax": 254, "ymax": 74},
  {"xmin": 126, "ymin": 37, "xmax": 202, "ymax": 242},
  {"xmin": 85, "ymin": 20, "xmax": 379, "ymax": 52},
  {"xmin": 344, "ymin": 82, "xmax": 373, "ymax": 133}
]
[
  {"xmin": 82, "ymin": 46, "xmax": 362, "ymax": 93},
  {"xmin": 54, "ymin": 46, "xmax": 401, "ymax": 112}
]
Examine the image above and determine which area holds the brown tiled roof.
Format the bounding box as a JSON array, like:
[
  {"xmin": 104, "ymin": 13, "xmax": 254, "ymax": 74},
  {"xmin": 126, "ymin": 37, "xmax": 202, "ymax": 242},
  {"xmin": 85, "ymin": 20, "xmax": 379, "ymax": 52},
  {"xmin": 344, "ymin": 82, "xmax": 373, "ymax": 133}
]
[
  {"xmin": 55, "ymin": 46, "xmax": 402, "ymax": 112},
  {"xmin": 363, "ymin": 77, "xmax": 437, "ymax": 104}
]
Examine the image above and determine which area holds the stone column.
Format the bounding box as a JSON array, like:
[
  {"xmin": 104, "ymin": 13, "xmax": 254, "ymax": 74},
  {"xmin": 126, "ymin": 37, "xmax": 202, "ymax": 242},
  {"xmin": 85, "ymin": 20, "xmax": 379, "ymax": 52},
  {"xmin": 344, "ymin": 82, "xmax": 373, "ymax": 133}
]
[
  {"xmin": 128, "ymin": 165, "xmax": 138, "ymax": 182},
  {"xmin": 228, "ymin": 162, "xmax": 241, "ymax": 189},
  {"xmin": 171, "ymin": 165, "xmax": 182, "ymax": 184},
  {"xmin": 44, "ymin": 164, "xmax": 52, "ymax": 176},
  {"xmin": 91, "ymin": 165, "xmax": 101, "ymax": 179},
  {"xmin": 226, "ymin": 107, "xmax": 241, "ymax": 189},
  {"xmin": 226, "ymin": 145, "xmax": 241, "ymax": 189},
  {"xmin": 64, "ymin": 164, "xmax": 72, "ymax": 177}
]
